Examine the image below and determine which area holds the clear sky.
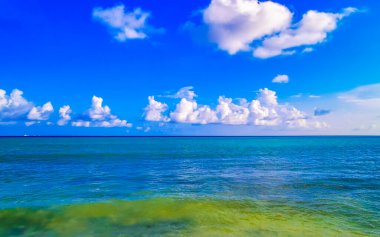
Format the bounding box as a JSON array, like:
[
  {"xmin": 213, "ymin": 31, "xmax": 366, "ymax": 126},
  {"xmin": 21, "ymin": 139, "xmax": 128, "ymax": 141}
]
[{"xmin": 0, "ymin": 0, "xmax": 379, "ymax": 136}]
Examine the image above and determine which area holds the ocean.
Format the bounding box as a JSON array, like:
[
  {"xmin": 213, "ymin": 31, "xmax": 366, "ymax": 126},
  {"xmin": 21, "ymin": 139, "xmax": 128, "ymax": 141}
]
[{"xmin": 0, "ymin": 137, "xmax": 379, "ymax": 236}]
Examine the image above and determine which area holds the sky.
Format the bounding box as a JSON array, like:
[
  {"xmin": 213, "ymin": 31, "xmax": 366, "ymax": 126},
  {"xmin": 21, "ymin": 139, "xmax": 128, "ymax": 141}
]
[{"xmin": 0, "ymin": 0, "xmax": 380, "ymax": 136}]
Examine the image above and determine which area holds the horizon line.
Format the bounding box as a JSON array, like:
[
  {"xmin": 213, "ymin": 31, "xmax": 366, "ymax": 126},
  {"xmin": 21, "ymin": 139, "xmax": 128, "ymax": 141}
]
[{"xmin": 0, "ymin": 135, "xmax": 380, "ymax": 138}]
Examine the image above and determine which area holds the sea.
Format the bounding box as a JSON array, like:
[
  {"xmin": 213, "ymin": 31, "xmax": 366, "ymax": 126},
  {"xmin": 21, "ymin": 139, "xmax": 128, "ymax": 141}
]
[{"xmin": 0, "ymin": 137, "xmax": 379, "ymax": 236}]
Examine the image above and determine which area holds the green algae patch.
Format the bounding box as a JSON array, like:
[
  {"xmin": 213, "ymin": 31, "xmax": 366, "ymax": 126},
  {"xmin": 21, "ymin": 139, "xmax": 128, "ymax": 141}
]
[{"xmin": 0, "ymin": 198, "xmax": 375, "ymax": 237}]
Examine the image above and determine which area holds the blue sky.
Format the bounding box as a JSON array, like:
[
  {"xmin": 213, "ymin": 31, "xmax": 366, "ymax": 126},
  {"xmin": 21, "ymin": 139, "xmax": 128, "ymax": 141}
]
[{"xmin": 0, "ymin": 0, "xmax": 379, "ymax": 135}]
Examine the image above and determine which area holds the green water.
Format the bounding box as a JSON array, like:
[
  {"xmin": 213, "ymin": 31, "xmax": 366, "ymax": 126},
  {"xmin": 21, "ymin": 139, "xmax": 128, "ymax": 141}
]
[{"xmin": 0, "ymin": 198, "xmax": 374, "ymax": 236}]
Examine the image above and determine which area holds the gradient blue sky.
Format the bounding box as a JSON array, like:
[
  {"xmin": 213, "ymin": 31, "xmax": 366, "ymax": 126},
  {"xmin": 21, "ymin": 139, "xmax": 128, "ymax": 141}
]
[{"xmin": 0, "ymin": 0, "xmax": 379, "ymax": 135}]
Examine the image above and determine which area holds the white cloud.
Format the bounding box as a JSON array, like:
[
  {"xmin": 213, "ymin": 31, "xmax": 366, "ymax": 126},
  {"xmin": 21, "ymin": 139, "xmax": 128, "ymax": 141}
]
[
  {"xmin": 25, "ymin": 121, "xmax": 38, "ymax": 127},
  {"xmin": 254, "ymin": 8, "xmax": 357, "ymax": 58},
  {"xmin": 203, "ymin": 0, "xmax": 292, "ymax": 54},
  {"xmin": 200, "ymin": 0, "xmax": 356, "ymax": 58},
  {"xmin": 303, "ymin": 47, "xmax": 314, "ymax": 53},
  {"xmin": 257, "ymin": 88, "xmax": 278, "ymax": 106},
  {"xmin": 27, "ymin": 102, "xmax": 54, "ymax": 121},
  {"xmin": 88, "ymin": 96, "xmax": 112, "ymax": 120},
  {"xmin": 338, "ymin": 83, "xmax": 380, "ymax": 107},
  {"xmin": 146, "ymin": 87, "xmax": 326, "ymax": 129},
  {"xmin": 216, "ymin": 96, "xmax": 250, "ymax": 125},
  {"xmin": 166, "ymin": 86, "xmax": 197, "ymax": 100},
  {"xmin": 272, "ymin": 74, "xmax": 289, "ymax": 84},
  {"xmin": 288, "ymin": 83, "xmax": 380, "ymax": 134},
  {"xmin": 0, "ymin": 89, "xmax": 33, "ymax": 121},
  {"xmin": 57, "ymin": 105, "xmax": 72, "ymax": 126},
  {"xmin": 0, "ymin": 88, "xmax": 53, "ymax": 125},
  {"xmin": 93, "ymin": 4, "xmax": 161, "ymax": 41},
  {"xmin": 144, "ymin": 96, "xmax": 170, "ymax": 122},
  {"xmin": 69, "ymin": 96, "xmax": 132, "ymax": 128},
  {"xmin": 170, "ymin": 98, "xmax": 218, "ymax": 124}
]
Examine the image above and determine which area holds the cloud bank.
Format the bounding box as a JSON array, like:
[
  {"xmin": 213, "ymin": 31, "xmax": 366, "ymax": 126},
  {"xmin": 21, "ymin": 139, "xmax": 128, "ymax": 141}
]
[
  {"xmin": 59, "ymin": 96, "xmax": 132, "ymax": 128},
  {"xmin": 145, "ymin": 87, "xmax": 327, "ymax": 129},
  {"xmin": 0, "ymin": 88, "xmax": 131, "ymax": 128}
]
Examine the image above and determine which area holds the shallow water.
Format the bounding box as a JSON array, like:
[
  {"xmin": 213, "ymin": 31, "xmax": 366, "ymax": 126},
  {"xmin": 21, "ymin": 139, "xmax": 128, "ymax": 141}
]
[{"xmin": 0, "ymin": 137, "xmax": 379, "ymax": 236}]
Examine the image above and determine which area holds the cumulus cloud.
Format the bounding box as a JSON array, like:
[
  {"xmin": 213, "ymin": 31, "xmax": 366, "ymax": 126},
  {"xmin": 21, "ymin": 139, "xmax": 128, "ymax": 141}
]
[
  {"xmin": 0, "ymin": 89, "xmax": 33, "ymax": 122},
  {"xmin": 144, "ymin": 96, "xmax": 170, "ymax": 122},
  {"xmin": 27, "ymin": 102, "xmax": 54, "ymax": 121},
  {"xmin": 203, "ymin": 0, "xmax": 292, "ymax": 54},
  {"xmin": 254, "ymin": 7, "xmax": 357, "ymax": 58},
  {"xmin": 145, "ymin": 87, "xmax": 326, "ymax": 129},
  {"xmin": 272, "ymin": 74, "xmax": 289, "ymax": 84},
  {"xmin": 216, "ymin": 96, "xmax": 249, "ymax": 125},
  {"xmin": 57, "ymin": 105, "xmax": 72, "ymax": 126},
  {"xmin": 170, "ymin": 98, "xmax": 218, "ymax": 124},
  {"xmin": 93, "ymin": 4, "xmax": 162, "ymax": 41},
  {"xmin": 0, "ymin": 88, "xmax": 53, "ymax": 125},
  {"xmin": 200, "ymin": 0, "xmax": 356, "ymax": 58},
  {"xmin": 63, "ymin": 96, "xmax": 132, "ymax": 128}
]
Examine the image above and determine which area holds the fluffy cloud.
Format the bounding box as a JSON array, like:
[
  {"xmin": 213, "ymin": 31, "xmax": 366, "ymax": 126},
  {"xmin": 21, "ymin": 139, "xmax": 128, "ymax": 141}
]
[
  {"xmin": 0, "ymin": 89, "xmax": 33, "ymax": 122},
  {"xmin": 166, "ymin": 86, "xmax": 197, "ymax": 100},
  {"xmin": 27, "ymin": 102, "xmax": 54, "ymax": 121},
  {"xmin": 216, "ymin": 96, "xmax": 249, "ymax": 125},
  {"xmin": 144, "ymin": 96, "xmax": 170, "ymax": 122},
  {"xmin": 203, "ymin": 0, "xmax": 292, "ymax": 54},
  {"xmin": 272, "ymin": 74, "xmax": 289, "ymax": 83},
  {"xmin": 254, "ymin": 8, "xmax": 357, "ymax": 58},
  {"xmin": 61, "ymin": 96, "xmax": 132, "ymax": 128},
  {"xmin": 57, "ymin": 105, "xmax": 72, "ymax": 126},
  {"xmin": 170, "ymin": 98, "xmax": 218, "ymax": 124},
  {"xmin": 145, "ymin": 87, "xmax": 326, "ymax": 129},
  {"xmin": 93, "ymin": 4, "xmax": 161, "ymax": 41},
  {"xmin": 201, "ymin": 0, "xmax": 356, "ymax": 58},
  {"xmin": 0, "ymin": 88, "xmax": 53, "ymax": 125}
]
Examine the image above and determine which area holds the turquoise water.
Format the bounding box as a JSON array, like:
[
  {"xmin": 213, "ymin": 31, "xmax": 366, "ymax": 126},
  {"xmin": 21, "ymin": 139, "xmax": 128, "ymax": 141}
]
[{"xmin": 0, "ymin": 137, "xmax": 379, "ymax": 236}]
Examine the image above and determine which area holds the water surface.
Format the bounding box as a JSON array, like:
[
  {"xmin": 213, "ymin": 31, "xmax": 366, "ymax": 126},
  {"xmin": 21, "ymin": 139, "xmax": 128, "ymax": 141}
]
[{"xmin": 0, "ymin": 137, "xmax": 379, "ymax": 236}]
